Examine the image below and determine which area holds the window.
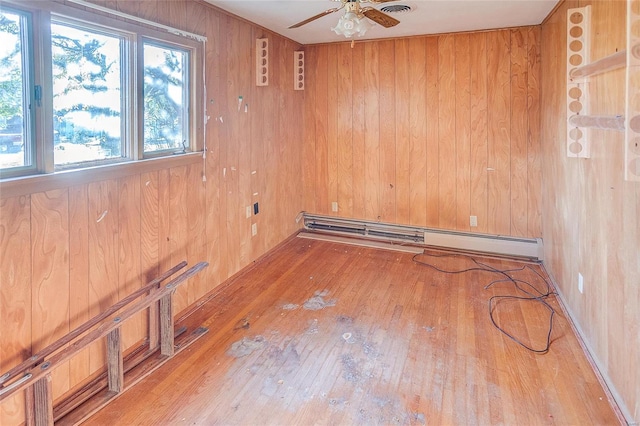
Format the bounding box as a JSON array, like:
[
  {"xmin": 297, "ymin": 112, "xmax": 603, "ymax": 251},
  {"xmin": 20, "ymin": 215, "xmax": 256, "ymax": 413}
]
[
  {"xmin": 143, "ymin": 41, "xmax": 189, "ymax": 154},
  {"xmin": 0, "ymin": 1, "xmax": 203, "ymax": 179},
  {"xmin": 51, "ymin": 20, "xmax": 125, "ymax": 165},
  {"xmin": 0, "ymin": 7, "xmax": 34, "ymax": 171}
]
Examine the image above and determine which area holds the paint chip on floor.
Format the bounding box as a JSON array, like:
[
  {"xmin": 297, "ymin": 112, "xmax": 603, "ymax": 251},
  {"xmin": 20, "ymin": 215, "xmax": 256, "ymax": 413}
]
[
  {"xmin": 227, "ymin": 335, "xmax": 266, "ymax": 358},
  {"xmin": 303, "ymin": 290, "xmax": 337, "ymax": 310}
]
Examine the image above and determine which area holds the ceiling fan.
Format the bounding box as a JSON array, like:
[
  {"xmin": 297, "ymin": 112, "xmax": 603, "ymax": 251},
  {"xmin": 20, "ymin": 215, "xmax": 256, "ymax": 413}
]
[{"xmin": 289, "ymin": 0, "xmax": 401, "ymax": 38}]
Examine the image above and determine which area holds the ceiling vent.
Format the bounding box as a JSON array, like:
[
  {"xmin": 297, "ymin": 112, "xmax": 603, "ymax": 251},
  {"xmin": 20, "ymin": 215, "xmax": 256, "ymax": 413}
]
[{"xmin": 379, "ymin": 4, "xmax": 413, "ymax": 14}]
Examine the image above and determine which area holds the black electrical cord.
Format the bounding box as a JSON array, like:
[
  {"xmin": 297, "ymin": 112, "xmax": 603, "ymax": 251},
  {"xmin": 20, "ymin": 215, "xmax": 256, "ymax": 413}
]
[{"xmin": 412, "ymin": 251, "xmax": 557, "ymax": 354}]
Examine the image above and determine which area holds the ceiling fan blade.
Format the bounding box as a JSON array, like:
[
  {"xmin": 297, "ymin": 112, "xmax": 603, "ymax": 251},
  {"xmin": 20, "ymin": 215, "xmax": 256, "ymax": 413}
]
[
  {"xmin": 289, "ymin": 7, "xmax": 343, "ymax": 29},
  {"xmin": 362, "ymin": 7, "xmax": 400, "ymax": 28}
]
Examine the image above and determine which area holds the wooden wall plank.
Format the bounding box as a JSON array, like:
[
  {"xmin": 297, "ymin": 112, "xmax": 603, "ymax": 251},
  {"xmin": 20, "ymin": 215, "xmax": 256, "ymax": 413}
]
[
  {"xmin": 315, "ymin": 46, "xmax": 329, "ymax": 215},
  {"xmin": 337, "ymin": 43, "xmax": 354, "ymax": 217},
  {"xmin": 395, "ymin": 38, "xmax": 411, "ymax": 225},
  {"xmin": 486, "ymin": 30, "xmax": 512, "ymax": 236},
  {"xmin": 351, "ymin": 44, "xmax": 366, "ymax": 220},
  {"xmin": 408, "ymin": 38, "xmax": 427, "ymax": 227},
  {"xmin": 327, "ymin": 45, "xmax": 339, "ymax": 215},
  {"xmin": 303, "ymin": 46, "xmax": 318, "ymax": 214},
  {"xmin": 379, "ymin": 40, "xmax": 397, "ymax": 222},
  {"xmin": 510, "ymin": 28, "xmax": 529, "ymax": 237},
  {"xmin": 31, "ymin": 189, "xmax": 70, "ymax": 399},
  {"xmin": 187, "ymin": 164, "xmax": 207, "ymax": 304},
  {"xmin": 437, "ymin": 35, "xmax": 457, "ymax": 230},
  {"xmin": 87, "ymin": 180, "xmax": 119, "ymax": 374},
  {"xmin": 364, "ymin": 42, "xmax": 380, "ymax": 221},
  {"xmin": 118, "ymin": 176, "xmax": 143, "ymax": 349},
  {"xmin": 214, "ymin": 15, "xmax": 230, "ymax": 284},
  {"xmin": 235, "ymin": 21, "xmax": 252, "ymax": 268},
  {"xmin": 0, "ymin": 196, "xmax": 31, "ymax": 425},
  {"xmin": 526, "ymin": 27, "xmax": 542, "ymax": 238},
  {"xmin": 469, "ymin": 32, "xmax": 489, "ymax": 234},
  {"xmin": 169, "ymin": 166, "xmax": 189, "ymax": 315},
  {"xmin": 425, "ymin": 37, "xmax": 440, "ymax": 228},
  {"xmin": 68, "ymin": 185, "xmax": 90, "ymax": 388},
  {"xmin": 455, "ymin": 34, "xmax": 472, "ymax": 231}
]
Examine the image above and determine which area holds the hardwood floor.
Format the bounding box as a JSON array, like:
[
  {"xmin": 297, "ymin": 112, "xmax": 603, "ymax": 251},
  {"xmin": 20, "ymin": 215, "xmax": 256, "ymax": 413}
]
[{"xmin": 84, "ymin": 236, "xmax": 621, "ymax": 425}]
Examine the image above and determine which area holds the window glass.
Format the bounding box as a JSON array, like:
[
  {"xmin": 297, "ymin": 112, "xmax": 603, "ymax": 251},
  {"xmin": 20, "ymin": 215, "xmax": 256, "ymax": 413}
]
[
  {"xmin": 143, "ymin": 42, "xmax": 188, "ymax": 153},
  {"xmin": 0, "ymin": 9, "xmax": 32, "ymax": 169},
  {"xmin": 51, "ymin": 21, "xmax": 123, "ymax": 165}
]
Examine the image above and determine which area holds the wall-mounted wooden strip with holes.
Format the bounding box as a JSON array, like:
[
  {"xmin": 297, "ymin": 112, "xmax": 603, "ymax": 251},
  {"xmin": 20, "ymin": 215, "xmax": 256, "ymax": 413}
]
[
  {"xmin": 566, "ymin": 5, "xmax": 591, "ymax": 158},
  {"xmin": 294, "ymin": 51, "xmax": 304, "ymax": 90},
  {"xmin": 256, "ymin": 38, "xmax": 269, "ymax": 86},
  {"xmin": 626, "ymin": 0, "xmax": 640, "ymax": 181}
]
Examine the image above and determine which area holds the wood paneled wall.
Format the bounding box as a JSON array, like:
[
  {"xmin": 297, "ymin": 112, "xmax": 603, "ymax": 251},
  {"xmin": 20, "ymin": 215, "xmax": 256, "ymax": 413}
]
[
  {"xmin": 541, "ymin": 0, "xmax": 639, "ymax": 423},
  {"xmin": 303, "ymin": 28, "xmax": 542, "ymax": 238},
  {"xmin": 0, "ymin": 1, "xmax": 304, "ymax": 424}
]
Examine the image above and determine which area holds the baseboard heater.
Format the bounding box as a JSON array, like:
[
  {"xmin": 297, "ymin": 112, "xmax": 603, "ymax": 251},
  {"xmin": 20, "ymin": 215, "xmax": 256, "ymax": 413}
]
[{"xmin": 299, "ymin": 213, "xmax": 544, "ymax": 261}]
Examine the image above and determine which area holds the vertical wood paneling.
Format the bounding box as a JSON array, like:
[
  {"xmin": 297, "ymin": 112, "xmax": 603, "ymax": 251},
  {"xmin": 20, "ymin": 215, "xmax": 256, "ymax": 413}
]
[
  {"xmin": 510, "ymin": 28, "xmax": 529, "ymax": 237},
  {"xmin": 352, "ymin": 44, "xmax": 366, "ymax": 220},
  {"xmin": 395, "ymin": 38, "xmax": 411, "ymax": 225},
  {"xmin": 303, "ymin": 46, "xmax": 318, "ymax": 214},
  {"xmin": 187, "ymin": 164, "xmax": 207, "ymax": 304},
  {"xmin": 470, "ymin": 33, "xmax": 489, "ymax": 234},
  {"xmin": 214, "ymin": 15, "xmax": 229, "ymax": 284},
  {"xmin": 455, "ymin": 34, "xmax": 471, "ymax": 231},
  {"xmin": 224, "ymin": 17, "xmax": 244, "ymax": 277},
  {"xmin": 526, "ymin": 27, "xmax": 542, "ymax": 238},
  {"xmin": 87, "ymin": 180, "xmax": 119, "ymax": 374},
  {"xmin": 425, "ymin": 37, "xmax": 440, "ymax": 228},
  {"xmin": 169, "ymin": 166, "xmax": 189, "ymax": 315},
  {"xmin": 379, "ymin": 40, "xmax": 396, "ymax": 222},
  {"xmin": 327, "ymin": 45, "xmax": 339, "ymax": 215},
  {"xmin": 31, "ymin": 189, "xmax": 70, "ymax": 399},
  {"xmin": 1, "ymin": 3, "xmax": 307, "ymax": 424},
  {"xmin": 337, "ymin": 43, "xmax": 353, "ymax": 217},
  {"xmin": 364, "ymin": 42, "xmax": 380, "ymax": 221},
  {"xmin": 305, "ymin": 29, "xmax": 540, "ymax": 239},
  {"xmin": 541, "ymin": 1, "xmax": 640, "ymax": 422},
  {"xmin": 68, "ymin": 185, "xmax": 90, "ymax": 388},
  {"xmin": 315, "ymin": 46, "xmax": 329, "ymax": 215},
  {"xmin": 408, "ymin": 38, "xmax": 427, "ymax": 227},
  {"xmin": 486, "ymin": 30, "xmax": 512, "ymax": 235},
  {"xmin": 0, "ymin": 196, "xmax": 31, "ymax": 425},
  {"xmin": 235, "ymin": 21, "xmax": 252, "ymax": 268},
  {"xmin": 438, "ymin": 35, "xmax": 457, "ymax": 229},
  {"xmin": 118, "ymin": 176, "xmax": 143, "ymax": 349}
]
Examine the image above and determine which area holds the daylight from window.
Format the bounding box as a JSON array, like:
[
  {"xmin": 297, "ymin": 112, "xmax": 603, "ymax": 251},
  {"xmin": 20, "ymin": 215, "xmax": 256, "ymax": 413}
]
[
  {"xmin": 0, "ymin": 11, "xmax": 28, "ymax": 169},
  {"xmin": 143, "ymin": 43, "xmax": 187, "ymax": 153},
  {"xmin": 51, "ymin": 22, "xmax": 123, "ymax": 165}
]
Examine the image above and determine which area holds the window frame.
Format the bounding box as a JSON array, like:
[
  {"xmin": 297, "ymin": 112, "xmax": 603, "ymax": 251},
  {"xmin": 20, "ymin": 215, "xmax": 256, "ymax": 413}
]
[{"xmin": 0, "ymin": 0, "xmax": 204, "ymax": 180}]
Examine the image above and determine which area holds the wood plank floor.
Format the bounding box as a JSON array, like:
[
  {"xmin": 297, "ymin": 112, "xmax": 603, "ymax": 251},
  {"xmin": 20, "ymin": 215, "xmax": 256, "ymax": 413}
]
[{"xmin": 85, "ymin": 237, "xmax": 620, "ymax": 425}]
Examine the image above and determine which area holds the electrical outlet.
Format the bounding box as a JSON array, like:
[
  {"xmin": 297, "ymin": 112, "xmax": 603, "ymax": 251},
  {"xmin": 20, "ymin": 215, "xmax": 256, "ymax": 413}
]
[
  {"xmin": 578, "ymin": 272, "xmax": 584, "ymax": 294},
  {"xmin": 331, "ymin": 202, "xmax": 338, "ymax": 212},
  {"xmin": 251, "ymin": 223, "xmax": 257, "ymax": 236},
  {"xmin": 253, "ymin": 202, "xmax": 259, "ymax": 215},
  {"xmin": 470, "ymin": 215, "xmax": 478, "ymax": 227},
  {"xmin": 246, "ymin": 206, "xmax": 252, "ymax": 219}
]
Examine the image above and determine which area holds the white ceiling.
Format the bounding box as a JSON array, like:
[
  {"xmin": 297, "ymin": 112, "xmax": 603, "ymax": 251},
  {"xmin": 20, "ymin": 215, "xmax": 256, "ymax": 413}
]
[{"xmin": 205, "ymin": 0, "xmax": 560, "ymax": 45}]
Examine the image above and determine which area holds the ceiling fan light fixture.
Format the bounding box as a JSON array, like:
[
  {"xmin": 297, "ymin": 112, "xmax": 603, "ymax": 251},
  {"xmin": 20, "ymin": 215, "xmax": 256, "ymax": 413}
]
[{"xmin": 331, "ymin": 11, "xmax": 372, "ymax": 38}]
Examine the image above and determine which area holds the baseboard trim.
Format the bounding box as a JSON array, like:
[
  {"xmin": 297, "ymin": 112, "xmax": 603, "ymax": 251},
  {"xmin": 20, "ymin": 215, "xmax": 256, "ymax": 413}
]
[{"xmin": 300, "ymin": 213, "xmax": 544, "ymax": 260}]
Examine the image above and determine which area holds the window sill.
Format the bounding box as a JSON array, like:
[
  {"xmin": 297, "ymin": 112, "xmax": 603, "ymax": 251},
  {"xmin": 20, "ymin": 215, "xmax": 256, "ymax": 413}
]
[{"xmin": 0, "ymin": 152, "xmax": 203, "ymax": 199}]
